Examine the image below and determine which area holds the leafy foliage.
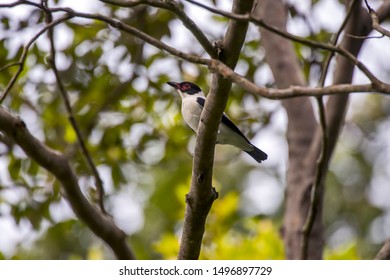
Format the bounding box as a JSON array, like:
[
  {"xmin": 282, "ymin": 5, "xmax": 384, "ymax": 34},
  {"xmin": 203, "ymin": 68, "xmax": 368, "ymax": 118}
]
[
  {"xmin": 0, "ymin": 0, "xmax": 389, "ymax": 259},
  {"xmin": 154, "ymin": 191, "xmax": 285, "ymax": 260}
]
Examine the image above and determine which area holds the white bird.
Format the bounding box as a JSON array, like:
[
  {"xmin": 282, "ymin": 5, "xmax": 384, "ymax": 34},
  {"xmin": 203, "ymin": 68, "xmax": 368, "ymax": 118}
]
[{"xmin": 167, "ymin": 81, "xmax": 267, "ymax": 163}]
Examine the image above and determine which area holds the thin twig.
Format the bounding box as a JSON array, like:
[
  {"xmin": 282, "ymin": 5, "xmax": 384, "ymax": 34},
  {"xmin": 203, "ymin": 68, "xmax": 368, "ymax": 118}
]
[
  {"xmin": 0, "ymin": 0, "xmax": 41, "ymax": 8},
  {"xmin": 1, "ymin": 7, "xmax": 389, "ymax": 103},
  {"xmin": 318, "ymin": 0, "xmax": 359, "ymax": 87},
  {"xmin": 0, "ymin": 14, "xmax": 72, "ymax": 103},
  {"xmin": 0, "ymin": 1, "xmax": 209, "ymax": 66},
  {"xmin": 364, "ymin": 0, "xmax": 390, "ymax": 38},
  {"xmin": 300, "ymin": 0, "xmax": 359, "ymax": 260},
  {"xmin": 42, "ymin": 7, "xmax": 390, "ymax": 96},
  {"xmin": 42, "ymin": 1, "xmax": 107, "ymax": 215},
  {"xmin": 3, "ymin": 0, "xmax": 390, "ymax": 98},
  {"xmin": 48, "ymin": 6, "xmax": 210, "ymax": 65},
  {"xmin": 2, "ymin": 2, "xmax": 390, "ymax": 101},
  {"xmin": 209, "ymin": 59, "xmax": 390, "ymax": 97},
  {"xmin": 100, "ymin": 0, "xmax": 217, "ymax": 58},
  {"xmin": 299, "ymin": 96, "xmax": 326, "ymax": 260},
  {"xmin": 185, "ymin": 0, "xmax": 384, "ymax": 87},
  {"xmin": 0, "ymin": 62, "xmax": 21, "ymax": 73},
  {"xmin": 346, "ymin": 33, "xmax": 384, "ymax": 40},
  {"xmin": 24, "ymin": 1, "xmax": 379, "ymax": 88}
]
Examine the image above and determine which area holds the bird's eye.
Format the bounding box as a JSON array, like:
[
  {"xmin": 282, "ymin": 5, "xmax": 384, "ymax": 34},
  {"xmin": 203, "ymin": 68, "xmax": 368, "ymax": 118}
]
[{"xmin": 180, "ymin": 83, "xmax": 190, "ymax": 91}]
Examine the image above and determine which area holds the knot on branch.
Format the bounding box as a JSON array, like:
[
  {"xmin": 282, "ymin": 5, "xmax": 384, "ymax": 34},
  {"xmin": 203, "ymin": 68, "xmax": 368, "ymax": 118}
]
[
  {"xmin": 15, "ymin": 117, "xmax": 26, "ymax": 129},
  {"xmin": 13, "ymin": 117, "xmax": 26, "ymax": 137},
  {"xmin": 109, "ymin": 20, "xmax": 122, "ymax": 29},
  {"xmin": 213, "ymin": 41, "xmax": 225, "ymax": 61},
  {"xmin": 197, "ymin": 172, "xmax": 205, "ymax": 183},
  {"xmin": 185, "ymin": 186, "xmax": 218, "ymax": 211},
  {"xmin": 185, "ymin": 193, "xmax": 192, "ymax": 208},
  {"xmin": 211, "ymin": 186, "xmax": 219, "ymax": 201}
]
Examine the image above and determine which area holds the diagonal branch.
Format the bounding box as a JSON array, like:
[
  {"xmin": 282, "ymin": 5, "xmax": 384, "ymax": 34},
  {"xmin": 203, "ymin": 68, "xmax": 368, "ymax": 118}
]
[
  {"xmin": 0, "ymin": 107, "xmax": 135, "ymax": 259},
  {"xmin": 301, "ymin": 0, "xmax": 390, "ymax": 259},
  {"xmin": 0, "ymin": 62, "xmax": 21, "ymax": 73},
  {"xmin": 100, "ymin": 0, "xmax": 217, "ymax": 58},
  {"xmin": 5, "ymin": 2, "xmax": 390, "ymax": 101},
  {"xmin": 48, "ymin": 7, "xmax": 210, "ymax": 65},
  {"xmin": 0, "ymin": 14, "xmax": 72, "ymax": 103},
  {"xmin": 375, "ymin": 239, "xmax": 390, "ymax": 260},
  {"xmin": 364, "ymin": 0, "xmax": 390, "ymax": 38},
  {"xmin": 185, "ymin": 0, "xmax": 385, "ymax": 88},
  {"xmin": 307, "ymin": 0, "xmax": 390, "ymax": 199},
  {"xmin": 2, "ymin": 2, "xmax": 390, "ymax": 111},
  {"xmin": 303, "ymin": 0, "xmax": 390, "ymax": 171},
  {"xmin": 1, "ymin": 0, "xmax": 209, "ymax": 67},
  {"xmin": 42, "ymin": 1, "xmax": 107, "ymax": 215},
  {"xmin": 3, "ymin": 1, "xmax": 390, "ymax": 100},
  {"xmin": 318, "ymin": 0, "xmax": 359, "ymax": 87},
  {"xmin": 44, "ymin": 7, "xmax": 390, "ymax": 96}
]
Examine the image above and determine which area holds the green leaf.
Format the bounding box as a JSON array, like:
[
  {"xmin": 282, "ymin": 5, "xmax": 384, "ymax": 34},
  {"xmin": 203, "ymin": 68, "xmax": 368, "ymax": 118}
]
[{"xmin": 8, "ymin": 157, "xmax": 22, "ymax": 181}]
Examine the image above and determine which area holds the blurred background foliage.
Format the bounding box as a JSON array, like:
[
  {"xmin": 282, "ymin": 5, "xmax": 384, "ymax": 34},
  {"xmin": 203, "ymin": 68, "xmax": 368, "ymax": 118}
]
[{"xmin": 0, "ymin": 0, "xmax": 389, "ymax": 259}]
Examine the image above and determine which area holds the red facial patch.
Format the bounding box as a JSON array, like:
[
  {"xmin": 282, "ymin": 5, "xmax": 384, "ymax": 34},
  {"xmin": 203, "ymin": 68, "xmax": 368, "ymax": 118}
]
[{"xmin": 179, "ymin": 83, "xmax": 190, "ymax": 91}]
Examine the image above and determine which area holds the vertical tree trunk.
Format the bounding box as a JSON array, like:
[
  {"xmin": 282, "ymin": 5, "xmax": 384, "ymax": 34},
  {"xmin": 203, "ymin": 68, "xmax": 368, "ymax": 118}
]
[
  {"xmin": 178, "ymin": 0, "xmax": 254, "ymax": 259},
  {"xmin": 256, "ymin": 0, "xmax": 377, "ymax": 259},
  {"xmin": 256, "ymin": 0, "xmax": 320, "ymax": 259}
]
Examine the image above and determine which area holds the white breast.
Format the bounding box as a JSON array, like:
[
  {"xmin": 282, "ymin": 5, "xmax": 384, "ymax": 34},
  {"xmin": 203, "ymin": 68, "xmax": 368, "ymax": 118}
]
[
  {"xmin": 181, "ymin": 96, "xmax": 203, "ymax": 132},
  {"xmin": 179, "ymin": 93, "xmax": 251, "ymax": 151}
]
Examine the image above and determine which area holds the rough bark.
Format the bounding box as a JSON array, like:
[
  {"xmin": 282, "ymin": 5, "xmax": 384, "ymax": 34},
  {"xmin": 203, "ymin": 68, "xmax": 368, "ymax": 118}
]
[{"xmin": 178, "ymin": 0, "xmax": 254, "ymax": 260}]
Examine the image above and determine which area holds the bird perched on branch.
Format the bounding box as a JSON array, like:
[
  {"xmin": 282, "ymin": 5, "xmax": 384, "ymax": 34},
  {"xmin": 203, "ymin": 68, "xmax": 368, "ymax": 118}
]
[{"xmin": 167, "ymin": 81, "xmax": 267, "ymax": 163}]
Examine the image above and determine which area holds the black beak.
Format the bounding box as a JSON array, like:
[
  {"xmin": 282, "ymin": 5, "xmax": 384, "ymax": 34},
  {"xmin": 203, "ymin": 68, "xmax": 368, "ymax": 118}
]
[{"xmin": 167, "ymin": 81, "xmax": 179, "ymax": 89}]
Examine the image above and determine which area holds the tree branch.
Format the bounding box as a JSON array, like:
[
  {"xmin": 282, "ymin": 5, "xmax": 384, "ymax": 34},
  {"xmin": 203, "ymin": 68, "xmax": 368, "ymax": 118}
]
[
  {"xmin": 3, "ymin": 1, "xmax": 390, "ymax": 97},
  {"xmin": 4, "ymin": 2, "xmax": 390, "ymax": 103},
  {"xmin": 0, "ymin": 14, "xmax": 72, "ymax": 103},
  {"xmin": 40, "ymin": 6, "xmax": 390, "ymax": 97},
  {"xmin": 2, "ymin": 0, "xmax": 390, "ymax": 260},
  {"xmin": 209, "ymin": 60, "xmax": 390, "ymax": 97},
  {"xmin": 100, "ymin": 0, "xmax": 217, "ymax": 58},
  {"xmin": 0, "ymin": 0, "xmax": 41, "ymax": 8},
  {"xmin": 308, "ymin": 0, "xmax": 390, "ymax": 169},
  {"xmin": 0, "ymin": 62, "xmax": 21, "ymax": 73},
  {"xmin": 375, "ymin": 239, "xmax": 390, "ymax": 260},
  {"xmin": 42, "ymin": 1, "xmax": 107, "ymax": 215},
  {"xmin": 48, "ymin": 6, "xmax": 210, "ymax": 65},
  {"xmin": 185, "ymin": 0, "xmax": 385, "ymax": 88},
  {"xmin": 256, "ymin": 0, "xmax": 319, "ymax": 259},
  {"xmin": 364, "ymin": 0, "xmax": 390, "ymax": 38},
  {"xmin": 301, "ymin": 0, "xmax": 390, "ymax": 259},
  {"xmin": 301, "ymin": 0, "xmax": 359, "ymax": 260},
  {"xmin": 51, "ymin": 4, "xmax": 390, "ymax": 96},
  {"xmin": 318, "ymin": 0, "xmax": 359, "ymax": 87},
  {"xmin": 178, "ymin": 0, "xmax": 255, "ymax": 260},
  {"xmin": 0, "ymin": 107, "xmax": 135, "ymax": 259}
]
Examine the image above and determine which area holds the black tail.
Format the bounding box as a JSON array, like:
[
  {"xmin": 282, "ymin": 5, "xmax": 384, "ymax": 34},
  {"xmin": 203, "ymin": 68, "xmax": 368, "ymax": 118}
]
[{"xmin": 245, "ymin": 145, "xmax": 268, "ymax": 163}]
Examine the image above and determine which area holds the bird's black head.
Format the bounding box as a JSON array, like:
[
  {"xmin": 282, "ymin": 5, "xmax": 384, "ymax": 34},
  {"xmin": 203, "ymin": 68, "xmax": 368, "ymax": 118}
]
[{"xmin": 167, "ymin": 81, "xmax": 202, "ymax": 95}]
